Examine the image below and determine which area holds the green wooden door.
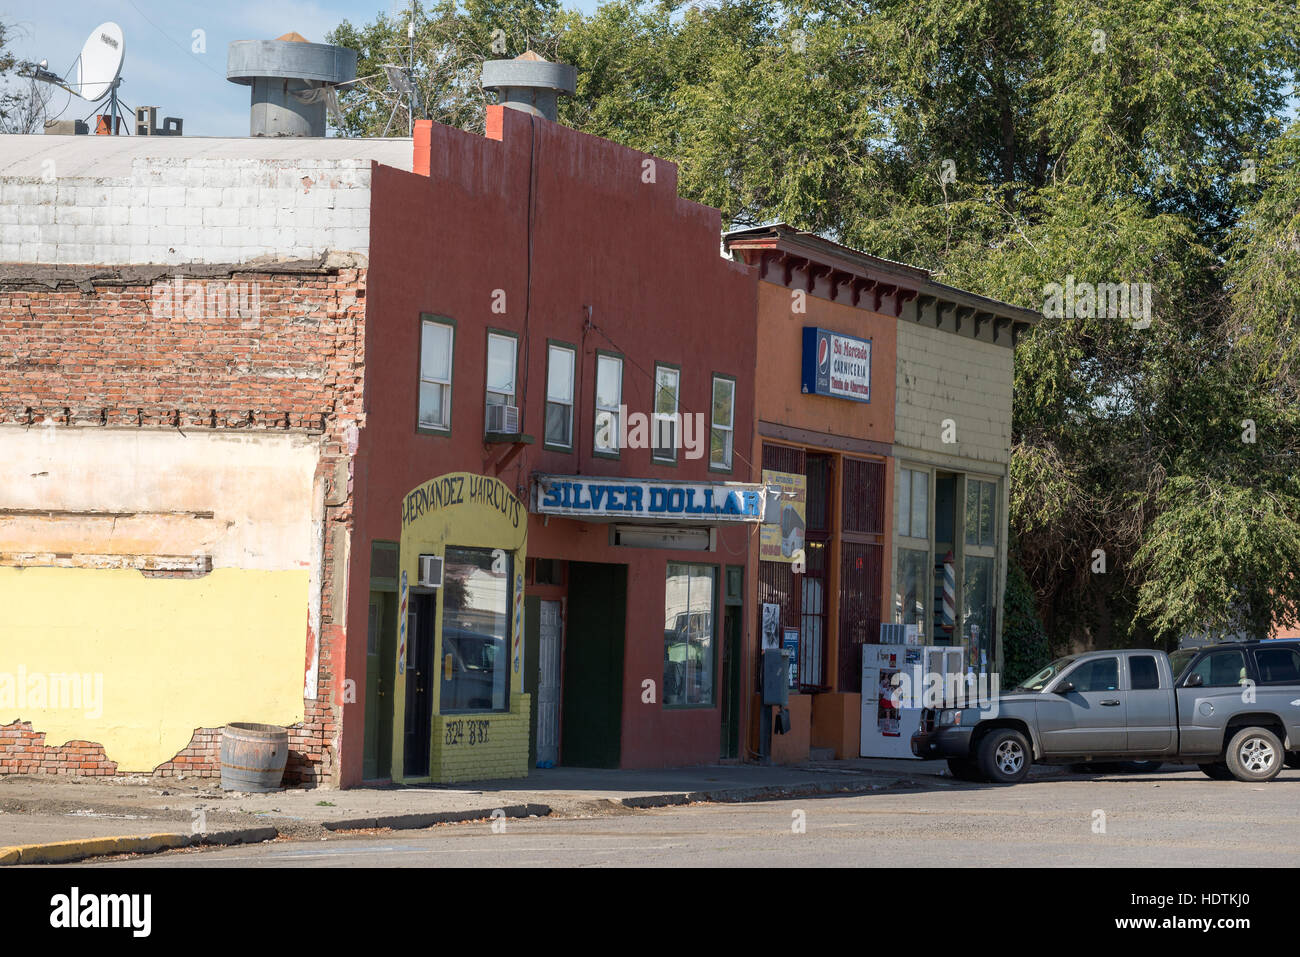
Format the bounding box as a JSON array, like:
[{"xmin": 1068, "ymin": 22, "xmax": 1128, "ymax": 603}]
[
  {"xmin": 560, "ymin": 562, "xmax": 626, "ymax": 767},
  {"xmin": 362, "ymin": 592, "xmax": 396, "ymax": 780}
]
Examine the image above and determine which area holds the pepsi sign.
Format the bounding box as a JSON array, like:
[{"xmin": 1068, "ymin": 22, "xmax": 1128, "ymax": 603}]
[{"xmin": 801, "ymin": 327, "xmax": 871, "ymax": 402}]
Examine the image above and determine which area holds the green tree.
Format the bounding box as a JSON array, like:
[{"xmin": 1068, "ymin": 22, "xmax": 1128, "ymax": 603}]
[
  {"xmin": 328, "ymin": 0, "xmax": 563, "ymax": 136},
  {"xmin": 1001, "ymin": 553, "xmax": 1052, "ymax": 687}
]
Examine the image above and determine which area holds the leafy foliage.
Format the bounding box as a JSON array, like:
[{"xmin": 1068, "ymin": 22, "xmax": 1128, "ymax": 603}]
[{"xmin": 1001, "ymin": 554, "xmax": 1052, "ymax": 687}]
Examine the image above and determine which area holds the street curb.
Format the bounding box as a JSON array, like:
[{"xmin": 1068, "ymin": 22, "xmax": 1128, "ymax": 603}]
[
  {"xmin": 321, "ymin": 802, "xmax": 552, "ymax": 831},
  {"xmin": 619, "ymin": 777, "xmax": 915, "ymax": 809},
  {"xmin": 0, "ymin": 825, "xmax": 279, "ymax": 866}
]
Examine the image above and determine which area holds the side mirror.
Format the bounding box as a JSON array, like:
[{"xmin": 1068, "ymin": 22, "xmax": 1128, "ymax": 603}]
[
  {"xmin": 1055, "ymin": 681, "xmax": 1075, "ymax": 694},
  {"xmin": 1184, "ymin": 673, "xmax": 1203, "ymax": 688}
]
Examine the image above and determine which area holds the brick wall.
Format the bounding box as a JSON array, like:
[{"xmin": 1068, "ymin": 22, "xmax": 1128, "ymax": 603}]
[
  {"xmin": 0, "ymin": 720, "xmax": 117, "ymax": 775},
  {"xmin": 0, "ymin": 265, "xmax": 365, "ymax": 785},
  {"xmin": 152, "ymin": 719, "xmax": 332, "ymax": 786},
  {"xmin": 429, "ymin": 695, "xmax": 532, "ymax": 783}
]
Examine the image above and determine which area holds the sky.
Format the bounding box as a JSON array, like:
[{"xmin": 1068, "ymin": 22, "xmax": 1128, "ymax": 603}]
[{"xmin": 2, "ymin": 0, "xmax": 604, "ymax": 136}]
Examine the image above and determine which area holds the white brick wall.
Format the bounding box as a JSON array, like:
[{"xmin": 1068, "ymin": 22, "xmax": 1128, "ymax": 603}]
[
  {"xmin": 0, "ymin": 146, "xmax": 404, "ymax": 266},
  {"xmin": 894, "ymin": 321, "xmax": 1014, "ymax": 467}
]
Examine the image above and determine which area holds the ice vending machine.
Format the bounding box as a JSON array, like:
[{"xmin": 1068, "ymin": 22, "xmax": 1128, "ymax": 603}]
[{"xmin": 860, "ymin": 643, "xmax": 965, "ymax": 758}]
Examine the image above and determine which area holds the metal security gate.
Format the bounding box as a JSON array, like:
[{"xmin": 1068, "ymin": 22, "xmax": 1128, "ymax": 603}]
[
  {"xmin": 838, "ymin": 458, "xmax": 886, "ymax": 692},
  {"xmin": 839, "ymin": 542, "xmax": 883, "ymax": 691},
  {"xmin": 758, "ymin": 445, "xmax": 805, "ymax": 643},
  {"xmin": 536, "ymin": 599, "xmax": 562, "ymax": 766}
]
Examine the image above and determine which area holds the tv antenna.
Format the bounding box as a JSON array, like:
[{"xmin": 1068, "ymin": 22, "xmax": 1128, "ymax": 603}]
[
  {"xmin": 378, "ymin": 13, "xmax": 418, "ymax": 136},
  {"xmin": 22, "ymin": 21, "xmax": 129, "ymax": 133}
]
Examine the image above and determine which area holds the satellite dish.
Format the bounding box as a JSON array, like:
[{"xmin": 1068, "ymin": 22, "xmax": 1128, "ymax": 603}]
[
  {"xmin": 75, "ymin": 22, "xmax": 125, "ymax": 102},
  {"xmin": 383, "ymin": 64, "xmax": 412, "ymax": 95}
]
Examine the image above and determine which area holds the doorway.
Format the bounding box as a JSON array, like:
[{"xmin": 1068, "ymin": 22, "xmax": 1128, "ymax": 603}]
[
  {"xmin": 402, "ymin": 592, "xmax": 436, "ymax": 778},
  {"xmin": 720, "ymin": 604, "xmax": 741, "ymax": 759},
  {"xmin": 362, "ymin": 591, "xmax": 397, "ymax": 780},
  {"xmin": 560, "ymin": 562, "xmax": 626, "ymax": 767}
]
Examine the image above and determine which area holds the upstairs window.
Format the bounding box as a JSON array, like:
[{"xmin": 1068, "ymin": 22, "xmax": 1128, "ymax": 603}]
[
  {"xmin": 594, "ymin": 353, "xmax": 623, "ymax": 456},
  {"xmin": 485, "ymin": 332, "xmax": 518, "ymax": 432},
  {"xmin": 419, "ymin": 317, "xmax": 454, "ymax": 432},
  {"xmin": 545, "ymin": 343, "xmax": 575, "ymax": 450},
  {"xmin": 710, "ymin": 375, "xmax": 735, "ymax": 471},
  {"xmin": 653, "ymin": 364, "xmax": 680, "ymax": 463}
]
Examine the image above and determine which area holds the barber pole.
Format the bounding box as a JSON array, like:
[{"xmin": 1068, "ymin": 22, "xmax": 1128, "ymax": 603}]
[
  {"xmin": 397, "ymin": 569, "xmax": 408, "ymax": 675},
  {"xmin": 941, "ymin": 551, "xmax": 955, "ymax": 637}
]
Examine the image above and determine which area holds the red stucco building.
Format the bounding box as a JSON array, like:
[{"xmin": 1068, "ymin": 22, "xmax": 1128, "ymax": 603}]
[{"xmin": 343, "ymin": 104, "xmax": 762, "ymax": 785}]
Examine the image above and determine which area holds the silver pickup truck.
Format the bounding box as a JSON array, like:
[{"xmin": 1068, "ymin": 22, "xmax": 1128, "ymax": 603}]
[{"xmin": 910, "ymin": 641, "xmax": 1300, "ymax": 783}]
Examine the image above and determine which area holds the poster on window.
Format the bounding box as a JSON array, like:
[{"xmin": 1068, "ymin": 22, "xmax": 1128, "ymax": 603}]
[
  {"xmin": 761, "ymin": 603, "xmax": 781, "ymax": 651},
  {"xmin": 876, "ymin": 666, "xmax": 901, "ymax": 737},
  {"xmin": 783, "ymin": 628, "xmax": 799, "ymax": 688},
  {"xmin": 760, "ymin": 469, "xmax": 806, "ymax": 562}
]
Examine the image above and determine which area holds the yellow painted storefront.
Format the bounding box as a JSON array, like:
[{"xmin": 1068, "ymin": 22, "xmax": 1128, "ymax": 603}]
[{"xmin": 389, "ymin": 472, "xmax": 531, "ymax": 784}]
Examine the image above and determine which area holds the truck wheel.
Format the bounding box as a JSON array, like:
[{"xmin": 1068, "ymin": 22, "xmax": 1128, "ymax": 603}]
[
  {"xmin": 946, "ymin": 758, "xmax": 984, "ymax": 782},
  {"xmin": 1224, "ymin": 727, "xmax": 1284, "ymax": 783},
  {"xmin": 977, "ymin": 728, "xmax": 1031, "ymax": 784},
  {"xmin": 1199, "ymin": 763, "xmax": 1233, "ymax": 780}
]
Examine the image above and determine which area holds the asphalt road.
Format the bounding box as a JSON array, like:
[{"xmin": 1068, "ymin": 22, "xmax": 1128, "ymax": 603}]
[{"xmin": 79, "ymin": 766, "xmax": 1300, "ymax": 867}]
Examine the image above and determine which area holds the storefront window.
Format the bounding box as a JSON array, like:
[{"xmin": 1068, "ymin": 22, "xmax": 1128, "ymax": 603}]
[
  {"xmin": 896, "ymin": 547, "xmax": 928, "ymax": 633},
  {"xmin": 440, "ymin": 546, "xmax": 511, "ymax": 712},
  {"xmin": 965, "ymin": 479, "xmax": 996, "ymax": 547},
  {"xmin": 897, "ymin": 467, "xmax": 928, "ymax": 538},
  {"xmin": 963, "ymin": 555, "xmax": 995, "ymax": 669},
  {"xmin": 664, "ymin": 563, "xmax": 715, "ymax": 706}
]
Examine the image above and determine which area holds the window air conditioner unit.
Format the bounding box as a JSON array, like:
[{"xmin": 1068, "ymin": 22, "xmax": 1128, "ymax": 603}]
[
  {"xmin": 486, "ymin": 404, "xmax": 520, "ymax": 434},
  {"xmin": 879, "ymin": 623, "xmax": 907, "ymax": 645},
  {"xmin": 418, "ymin": 554, "xmax": 444, "ymax": 588}
]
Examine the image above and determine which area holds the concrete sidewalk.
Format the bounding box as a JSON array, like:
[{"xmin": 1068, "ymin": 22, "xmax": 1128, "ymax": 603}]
[{"xmin": 1, "ymin": 757, "xmax": 959, "ymax": 861}]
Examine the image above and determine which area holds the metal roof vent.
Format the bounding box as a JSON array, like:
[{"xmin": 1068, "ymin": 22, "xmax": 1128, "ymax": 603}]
[
  {"xmin": 481, "ymin": 50, "xmax": 576, "ymax": 123},
  {"xmin": 227, "ymin": 32, "xmax": 357, "ymax": 137}
]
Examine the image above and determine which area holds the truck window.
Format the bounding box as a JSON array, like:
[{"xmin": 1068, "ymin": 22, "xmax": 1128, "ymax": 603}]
[
  {"xmin": 1185, "ymin": 649, "xmax": 1247, "ymax": 688},
  {"xmin": 1129, "ymin": 655, "xmax": 1161, "ymax": 690},
  {"xmin": 1066, "ymin": 657, "xmax": 1119, "ymax": 692},
  {"xmin": 1254, "ymin": 646, "xmax": 1300, "ymax": 684},
  {"xmin": 1015, "ymin": 655, "xmax": 1078, "ymax": 692},
  {"xmin": 1169, "ymin": 649, "xmax": 1197, "ymax": 682}
]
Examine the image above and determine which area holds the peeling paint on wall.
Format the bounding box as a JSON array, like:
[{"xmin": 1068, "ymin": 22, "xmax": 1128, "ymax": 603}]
[{"xmin": 0, "ymin": 426, "xmax": 320, "ymax": 770}]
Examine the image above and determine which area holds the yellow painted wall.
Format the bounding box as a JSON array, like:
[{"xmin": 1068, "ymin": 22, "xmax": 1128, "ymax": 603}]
[
  {"xmin": 0, "ymin": 566, "xmax": 308, "ymax": 771},
  {"xmin": 430, "ymin": 694, "xmax": 532, "ymax": 783}
]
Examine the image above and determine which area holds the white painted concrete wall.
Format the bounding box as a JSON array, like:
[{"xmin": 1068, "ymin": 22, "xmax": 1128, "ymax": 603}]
[
  {"xmin": 0, "ymin": 136, "xmax": 413, "ymax": 266},
  {"xmin": 0, "ymin": 426, "xmax": 319, "ymax": 571}
]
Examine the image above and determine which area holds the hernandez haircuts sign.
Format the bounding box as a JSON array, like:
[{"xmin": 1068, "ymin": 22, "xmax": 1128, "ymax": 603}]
[
  {"xmin": 801, "ymin": 327, "xmax": 871, "ymax": 402},
  {"xmin": 534, "ymin": 476, "xmax": 775, "ymax": 524}
]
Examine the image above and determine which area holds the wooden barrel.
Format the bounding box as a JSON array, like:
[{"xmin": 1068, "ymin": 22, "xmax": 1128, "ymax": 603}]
[{"xmin": 220, "ymin": 723, "xmax": 288, "ymax": 792}]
